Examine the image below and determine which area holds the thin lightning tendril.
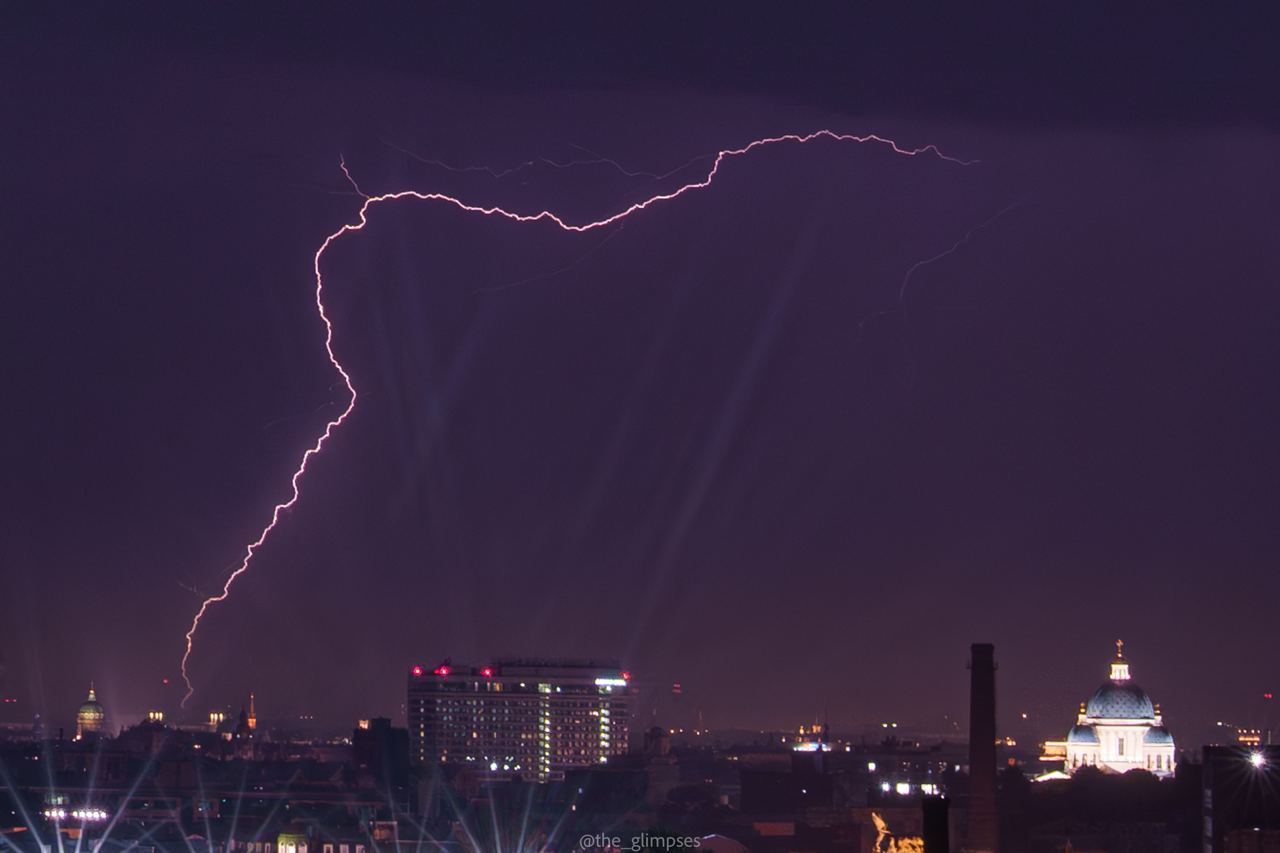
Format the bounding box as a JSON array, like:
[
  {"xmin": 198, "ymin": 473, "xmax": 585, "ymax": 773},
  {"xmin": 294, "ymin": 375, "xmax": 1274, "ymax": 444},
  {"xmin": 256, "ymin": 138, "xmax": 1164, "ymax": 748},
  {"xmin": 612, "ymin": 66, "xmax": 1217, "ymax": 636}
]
[
  {"xmin": 179, "ymin": 129, "xmax": 974, "ymax": 706},
  {"xmin": 854, "ymin": 200, "xmax": 1024, "ymax": 337},
  {"xmin": 339, "ymin": 155, "xmax": 368, "ymax": 199}
]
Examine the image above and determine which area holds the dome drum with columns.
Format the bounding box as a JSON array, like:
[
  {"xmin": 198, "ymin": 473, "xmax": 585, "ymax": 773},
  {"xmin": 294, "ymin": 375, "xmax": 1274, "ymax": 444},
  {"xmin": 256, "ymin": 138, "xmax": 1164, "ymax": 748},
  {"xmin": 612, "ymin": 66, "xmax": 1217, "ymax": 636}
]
[{"xmin": 1043, "ymin": 642, "xmax": 1176, "ymax": 778}]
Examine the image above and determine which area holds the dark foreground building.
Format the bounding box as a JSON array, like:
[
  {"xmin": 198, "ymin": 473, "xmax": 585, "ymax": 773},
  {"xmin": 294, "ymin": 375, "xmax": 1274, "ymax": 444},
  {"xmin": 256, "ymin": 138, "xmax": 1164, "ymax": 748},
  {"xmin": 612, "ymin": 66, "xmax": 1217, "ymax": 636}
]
[{"xmin": 1203, "ymin": 745, "xmax": 1280, "ymax": 853}]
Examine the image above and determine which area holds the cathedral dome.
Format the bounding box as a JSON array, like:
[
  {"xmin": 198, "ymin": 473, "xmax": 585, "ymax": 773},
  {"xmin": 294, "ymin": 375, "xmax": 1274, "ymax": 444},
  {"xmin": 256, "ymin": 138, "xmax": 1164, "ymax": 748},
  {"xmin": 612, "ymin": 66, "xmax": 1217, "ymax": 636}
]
[
  {"xmin": 1067, "ymin": 723, "xmax": 1099, "ymax": 744},
  {"xmin": 75, "ymin": 684, "xmax": 105, "ymax": 738},
  {"xmin": 1084, "ymin": 640, "xmax": 1156, "ymax": 720},
  {"xmin": 1086, "ymin": 681, "xmax": 1155, "ymax": 719},
  {"xmin": 1051, "ymin": 642, "xmax": 1177, "ymax": 779}
]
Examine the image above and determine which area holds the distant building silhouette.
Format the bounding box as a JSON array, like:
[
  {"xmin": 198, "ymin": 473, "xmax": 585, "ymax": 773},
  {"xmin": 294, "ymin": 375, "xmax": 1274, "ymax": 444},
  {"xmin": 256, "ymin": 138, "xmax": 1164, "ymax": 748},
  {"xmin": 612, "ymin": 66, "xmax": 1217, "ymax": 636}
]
[
  {"xmin": 922, "ymin": 794, "xmax": 949, "ymax": 853},
  {"xmin": 353, "ymin": 717, "xmax": 410, "ymax": 792},
  {"xmin": 1203, "ymin": 745, "xmax": 1280, "ymax": 853}
]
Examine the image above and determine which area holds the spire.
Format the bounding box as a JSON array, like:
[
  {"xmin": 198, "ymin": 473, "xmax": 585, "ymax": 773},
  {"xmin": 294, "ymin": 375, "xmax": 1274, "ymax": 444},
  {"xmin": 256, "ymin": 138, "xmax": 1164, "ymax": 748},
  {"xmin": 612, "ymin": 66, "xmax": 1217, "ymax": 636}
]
[
  {"xmin": 248, "ymin": 692, "xmax": 257, "ymax": 730},
  {"xmin": 87, "ymin": 682, "xmax": 96, "ymax": 702},
  {"xmin": 1109, "ymin": 640, "xmax": 1131, "ymax": 682}
]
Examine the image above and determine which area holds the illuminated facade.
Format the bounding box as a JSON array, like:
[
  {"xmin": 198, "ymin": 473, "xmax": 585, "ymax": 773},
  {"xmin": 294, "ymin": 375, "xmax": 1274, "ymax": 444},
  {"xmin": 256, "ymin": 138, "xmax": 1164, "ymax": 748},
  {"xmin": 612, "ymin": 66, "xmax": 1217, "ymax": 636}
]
[
  {"xmin": 208, "ymin": 710, "xmax": 228, "ymax": 733},
  {"xmin": 406, "ymin": 659, "xmax": 632, "ymax": 781},
  {"xmin": 1043, "ymin": 642, "xmax": 1176, "ymax": 778},
  {"xmin": 75, "ymin": 683, "xmax": 106, "ymax": 739}
]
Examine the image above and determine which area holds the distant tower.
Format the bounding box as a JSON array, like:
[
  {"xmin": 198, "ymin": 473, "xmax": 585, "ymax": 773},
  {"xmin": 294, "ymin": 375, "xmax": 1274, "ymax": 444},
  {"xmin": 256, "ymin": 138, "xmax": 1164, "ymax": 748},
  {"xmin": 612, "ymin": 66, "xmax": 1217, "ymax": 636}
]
[
  {"xmin": 234, "ymin": 706, "xmax": 253, "ymax": 740},
  {"xmin": 75, "ymin": 683, "xmax": 106, "ymax": 740},
  {"xmin": 247, "ymin": 692, "xmax": 257, "ymax": 731},
  {"xmin": 966, "ymin": 643, "xmax": 999, "ymax": 853},
  {"xmin": 233, "ymin": 705, "xmax": 255, "ymax": 759}
]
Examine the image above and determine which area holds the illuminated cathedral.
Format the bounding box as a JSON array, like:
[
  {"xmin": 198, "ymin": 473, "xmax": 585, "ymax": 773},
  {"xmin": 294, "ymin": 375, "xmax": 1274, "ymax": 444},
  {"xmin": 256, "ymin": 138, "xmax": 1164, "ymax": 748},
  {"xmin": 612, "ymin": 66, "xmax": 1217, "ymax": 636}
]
[
  {"xmin": 75, "ymin": 683, "xmax": 106, "ymax": 740},
  {"xmin": 1043, "ymin": 641, "xmax": 1176, "ymax": 778}
]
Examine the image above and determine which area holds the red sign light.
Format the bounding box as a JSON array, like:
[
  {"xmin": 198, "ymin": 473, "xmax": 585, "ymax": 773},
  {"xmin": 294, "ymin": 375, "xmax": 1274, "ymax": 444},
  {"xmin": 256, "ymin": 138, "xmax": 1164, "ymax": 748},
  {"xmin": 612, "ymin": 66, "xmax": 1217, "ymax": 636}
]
[
  {"xmin": 621, "ymin": 671, "xmax": 631, "ymax": 681},
  {"xmin": 480, "ymin": 667, "xmax": 494, "ymax": 677},
  {"xmin": 411, "ymin": 665, "xmax": 424, "ymax": 677},
  {"xmin": 433, "ymin": 665, "xmax": 451, "ymax": 676}
]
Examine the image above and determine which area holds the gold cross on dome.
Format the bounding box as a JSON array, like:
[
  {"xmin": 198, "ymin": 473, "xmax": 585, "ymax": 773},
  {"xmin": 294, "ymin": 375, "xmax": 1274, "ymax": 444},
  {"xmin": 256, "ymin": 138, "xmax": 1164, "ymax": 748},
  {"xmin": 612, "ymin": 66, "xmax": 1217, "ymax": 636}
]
[{"xmin": 1116, "ymin": 638, "xmax": 1124, "ymax": 658}]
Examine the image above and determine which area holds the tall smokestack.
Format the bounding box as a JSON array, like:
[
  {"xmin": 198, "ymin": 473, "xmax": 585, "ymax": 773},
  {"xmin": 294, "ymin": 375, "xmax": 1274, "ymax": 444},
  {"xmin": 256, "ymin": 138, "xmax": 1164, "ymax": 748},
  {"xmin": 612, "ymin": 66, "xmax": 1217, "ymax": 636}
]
[{"xmin": 966, "ymin": 642, "xmax": 998, "ymax": 853}]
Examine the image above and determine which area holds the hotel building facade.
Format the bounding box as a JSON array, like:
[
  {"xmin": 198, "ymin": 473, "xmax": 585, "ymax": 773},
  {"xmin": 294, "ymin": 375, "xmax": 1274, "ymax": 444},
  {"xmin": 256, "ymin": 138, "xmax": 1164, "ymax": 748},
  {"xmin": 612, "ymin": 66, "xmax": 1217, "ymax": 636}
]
[{"xmin": 406, "ymin": 658, "xmax": 632, "ymax": 781}]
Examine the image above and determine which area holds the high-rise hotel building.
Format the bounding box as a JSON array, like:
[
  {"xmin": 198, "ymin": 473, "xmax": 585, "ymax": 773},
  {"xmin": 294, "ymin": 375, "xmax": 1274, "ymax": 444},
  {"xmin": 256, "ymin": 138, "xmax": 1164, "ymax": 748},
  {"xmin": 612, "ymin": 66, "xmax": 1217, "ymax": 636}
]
[{"xmin": 406, "ymin": 658, "xmax": 633, "ymax": 781}]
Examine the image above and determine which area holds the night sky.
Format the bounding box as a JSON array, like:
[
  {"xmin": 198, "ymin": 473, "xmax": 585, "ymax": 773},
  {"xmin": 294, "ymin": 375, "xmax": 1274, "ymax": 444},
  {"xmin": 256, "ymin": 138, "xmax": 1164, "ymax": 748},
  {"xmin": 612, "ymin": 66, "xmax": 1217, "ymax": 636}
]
[{"xmin": 2, "ymin": 7, "xmax": 1278, "ymax": 747}]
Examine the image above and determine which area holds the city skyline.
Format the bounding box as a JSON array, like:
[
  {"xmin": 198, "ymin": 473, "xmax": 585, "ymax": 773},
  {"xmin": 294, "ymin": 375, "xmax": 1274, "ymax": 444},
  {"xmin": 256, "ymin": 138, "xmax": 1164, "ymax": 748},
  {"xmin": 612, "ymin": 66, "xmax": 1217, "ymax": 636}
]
[
  {"xmin": 5, "ymin": 638, "xmax": 1275, "ymax": 852},
  {"xmin": 9, "ymin": 639, "xmax": 1271, "ymax": 760}
]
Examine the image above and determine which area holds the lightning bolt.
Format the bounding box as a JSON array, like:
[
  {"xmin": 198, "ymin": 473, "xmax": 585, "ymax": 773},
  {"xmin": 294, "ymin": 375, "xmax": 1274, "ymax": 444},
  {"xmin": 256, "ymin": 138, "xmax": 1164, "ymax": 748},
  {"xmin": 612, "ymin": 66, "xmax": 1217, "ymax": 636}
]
[{"xmin": 179, "ymin": 129, "xmax": 975, "ymax": 706}]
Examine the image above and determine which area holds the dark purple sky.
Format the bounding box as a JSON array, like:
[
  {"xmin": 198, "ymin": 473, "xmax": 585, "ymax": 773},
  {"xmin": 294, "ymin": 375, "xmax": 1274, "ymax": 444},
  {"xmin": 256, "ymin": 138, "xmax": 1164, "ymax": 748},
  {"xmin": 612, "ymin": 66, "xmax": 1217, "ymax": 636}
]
[{"xmin": 2, "ymin": 7, "xmax": 1278, "ymax": 747}]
